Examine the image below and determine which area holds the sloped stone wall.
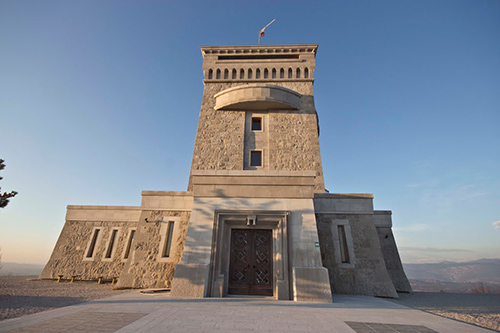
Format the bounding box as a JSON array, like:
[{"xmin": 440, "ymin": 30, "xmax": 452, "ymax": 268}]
[
  {"xmin": 376, "ymin": 226, "xmax": 413, "ymax": 293},
  {"xmin": 316, "ymin": 213, "xmax": 398, "ymax": 298},
  {"xmin": 40, "ymin": 207, "xmax": 191, "ymax": 290},
  {"xmin": 40, "ymin": 220, "xmax": 137, "ymax": 280}
]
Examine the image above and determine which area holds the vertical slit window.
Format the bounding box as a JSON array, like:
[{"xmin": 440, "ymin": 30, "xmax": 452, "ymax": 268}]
[
  {"xmin": 280, "ymin": 68, "xmax": 284, "ymax": 78},
  {"xmin": 288, "ymin": 68, "xmax": 293, "ymax": 78},
  {"xmin": 338, "ymin": 225, "xmax": 350, "ymax": 263},
  {"xmin": 123, "ymin": 230, "xmax": 136, "ymax": 259},
  {"xmin": 256, "ymin": 69, "xmax": 261, "ymax": 79},
  {"xmin": 208, "ymin": 69, "xmax": 213, "ymax": 80},
  {"xmin": 105, "ymin": 229, "xmax": 118, "ymax": 259},
  {"xmin": 224, "ymin": 69, "xmax": 229, "ymax": 79},
  {"xmin": 216, "ymin": 69, "xmax": 221, "ymax": 79},
  {"xmin": 86, "ymin": 229, "xmax": 100, "ymax": 258},
  {"xmin": 264, "ymin": 68, "xmax": 269, "ymax": 78},
  {"xmin": 296, "ymin": 68, "xmax": 301, "ymax": 78},
  {"xmin": 240, "ymin": 69, "xmax": 245, "ymax": 79},
  {"xmin": 162, "ymin": 221, "xmax": 175, "ymax": 258},
  {"xmin": 304, "ymin": 68, "xmax": 309, "ymax": 78},
  {"xmin": 248, "ymin": 69, "xmax": 253, "ymax": 79},
  {"xmin": 272, "ymin": 68, "xmax": 276, "ymax": 78},
  {"xmin": 232, "ymin": 69, "xmax": 237, "ymax": 79}
]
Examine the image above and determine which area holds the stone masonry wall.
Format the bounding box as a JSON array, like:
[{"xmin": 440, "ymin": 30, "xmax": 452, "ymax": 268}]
[
  {"xmin": 116, "ymin": 210, "xmax": 190, "ymax": 289},
  {"xmin": 376, "ymin": 226, "xmax": 413, "ymax": 293},
  {"xmin": 188, "ymin": 82, "xmax": 246, "ymax": 189},
  {"xmin": 188, "ymin": 81, "xmax": 325, "ymax": 192},
  {"xmin": 40, "ymin": 220, "xmax": 137, "ymax": 280},
  {"xmin": 316, "ymin": 214, "xmax": 397, "ymax": 297}
]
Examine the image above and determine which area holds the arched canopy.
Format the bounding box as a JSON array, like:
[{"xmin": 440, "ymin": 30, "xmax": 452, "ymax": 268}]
[{"xmin": 214, "ymin": 84, "xmax": 301, "ymax": 111}]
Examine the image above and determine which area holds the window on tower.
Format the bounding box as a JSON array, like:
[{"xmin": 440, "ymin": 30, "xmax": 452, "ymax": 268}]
[
  {"xmin": 251, "ymin": 117, "xmax": 262, "ymax": 131},
  {"xmin": 250, "ymin": 151, "xmax": 262, "ymax": 167}
]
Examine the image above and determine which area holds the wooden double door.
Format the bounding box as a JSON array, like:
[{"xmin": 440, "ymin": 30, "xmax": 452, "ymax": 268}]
[{"xmin": 228, "ymin": 229, "xmax": 273, "ymax": 296}]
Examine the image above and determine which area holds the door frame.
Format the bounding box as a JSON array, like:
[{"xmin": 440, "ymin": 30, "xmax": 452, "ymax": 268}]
[{"xmin": 208, "ymin": 210, "xmax": 290, "ymax": 300}]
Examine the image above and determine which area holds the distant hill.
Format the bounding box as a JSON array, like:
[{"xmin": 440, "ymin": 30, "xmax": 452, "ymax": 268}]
[
  {"xmin": 409, "ymin": 279, "xmax": 500, "ymax": 294},
  {"xmin": 0, "ymin": 262, "xmax": 44, "ymax": 276},
  {"xmin": 404, "ymin": 259, "xmax": 500, "ymax": 293}
]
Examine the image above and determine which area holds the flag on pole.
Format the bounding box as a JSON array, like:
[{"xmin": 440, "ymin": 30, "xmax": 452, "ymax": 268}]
[{"xmin": 258, "ymin": 18, "xmax": 276, "ymax": 45}]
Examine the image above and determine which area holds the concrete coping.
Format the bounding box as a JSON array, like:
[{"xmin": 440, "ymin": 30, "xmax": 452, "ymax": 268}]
[
  {"xmin": 141, "ymin": 191, "xmax": 193, "ymax": 196},
  {"xmin": 205, "ymin": 79, "xmax": 314, "ymax": 84},
  {"xmin": 201, "ymin": 44, "xmax": 318, "ymax": 55},
  {"xmin": 66, "ymin": 205, "xmax": 140, "ymax": 210},
  {"xmin": 191, "ymin": 170, "xmax": 316, "ymax": 177},
  {"xmin": 314, "ymin": 193, "xmax": 374, "ymax": 199},
  {"xmin": 373, "ymin": 210, "xmax": 393, "ymax": 227},
  {"xmin": 374, "ymin": 210, "xmax": 392, "ymax": 215}
]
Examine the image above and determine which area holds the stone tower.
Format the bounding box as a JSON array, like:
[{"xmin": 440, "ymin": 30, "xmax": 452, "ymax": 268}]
[{"xmin": 188, "ymin": 45, "xmax": 325, "ymax": 193}]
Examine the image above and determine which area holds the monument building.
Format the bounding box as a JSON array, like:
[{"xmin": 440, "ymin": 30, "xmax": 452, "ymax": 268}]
[{"xmin": 41, "ymin": 44, "xmax": 412, "ymax": 302}]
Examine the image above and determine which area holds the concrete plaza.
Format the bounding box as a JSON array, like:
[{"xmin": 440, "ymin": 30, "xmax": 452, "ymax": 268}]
[{"xmin": 0, "ymin": 291, "xmax": 491, "ymax": 332}]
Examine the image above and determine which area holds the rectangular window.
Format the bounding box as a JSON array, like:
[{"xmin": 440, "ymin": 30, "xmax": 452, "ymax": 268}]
[
  {"xmin": 123, "ymin": 229, "xmax": 136, "ymax": 259},
  {"xmin": 86, "ymin": 229, "xmax": 100, "ymax": 258},
  {"xmin": 161, "ymin": 221, "xmax": 175, "ymax": 258},
  {"xmin": 338, "ymin": 225, "xmax": 350, "ymax": 263},
  {"xmin": 251, "ymin": 117, "xmax": 262, "ymax": 131},
  {"xmin": 250, "ymin": 150, "xmax": 262, "ymax": 167},
  {"xmin": 105, "ymin": 229, "xmax": 118, "ymax": 259}
]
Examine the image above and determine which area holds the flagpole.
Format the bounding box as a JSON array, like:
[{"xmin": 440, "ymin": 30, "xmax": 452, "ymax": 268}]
[{"xmin": 258, "ymin": 18, "xmax": 276, "ymax": 45}]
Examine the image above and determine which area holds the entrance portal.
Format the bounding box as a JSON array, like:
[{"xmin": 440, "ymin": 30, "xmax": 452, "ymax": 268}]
[{"xmin": 228, "ymin": 229, "xmax": 273, "ymax": 296}]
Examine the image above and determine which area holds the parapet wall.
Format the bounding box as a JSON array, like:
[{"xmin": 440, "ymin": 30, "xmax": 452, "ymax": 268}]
[{"xmin": 201, "ymin": 44, "xmax": 317, "ymax": 84}]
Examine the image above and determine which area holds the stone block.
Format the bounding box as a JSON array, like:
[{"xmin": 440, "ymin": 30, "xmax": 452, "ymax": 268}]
[
  {"xmin": 170, "ymin": 264, "xmax": 210, "ymax": 298},
  {"xmin": 292, "ymin": 266, "xmax": 332, "ymax": 303}
]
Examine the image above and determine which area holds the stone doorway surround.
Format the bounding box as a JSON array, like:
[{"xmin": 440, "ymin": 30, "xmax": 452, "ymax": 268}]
[
  {"xmin": 171, "ymin": 170, "xmax": 332, "ymax": 303},
  {"xmin": 209, "ymin": 211, "xmax": 290, "ymax": 300}
]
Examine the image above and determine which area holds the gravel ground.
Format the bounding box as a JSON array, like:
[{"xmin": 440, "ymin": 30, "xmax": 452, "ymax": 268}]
[
  {"xmin": 389, "ymin": 292, "xmax": 500, "ymax": 332},
  {"xmin": 0, "ymin": 276, "xmax": 131, "ymax": 321}
]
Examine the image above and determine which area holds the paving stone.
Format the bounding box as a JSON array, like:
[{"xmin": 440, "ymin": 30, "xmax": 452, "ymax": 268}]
[
  {"xmin": 0, "ymin": 293, "xmax": 492, "ymax": 333},
  {"xmin": 345, "ymin": 321, "xmax": 440, "ymax": 333}
]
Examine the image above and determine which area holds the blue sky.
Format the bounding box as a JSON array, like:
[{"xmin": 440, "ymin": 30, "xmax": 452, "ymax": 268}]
[{"xmin": 1, "ymin": 0, "xmax": 499, "ymax": 264}]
